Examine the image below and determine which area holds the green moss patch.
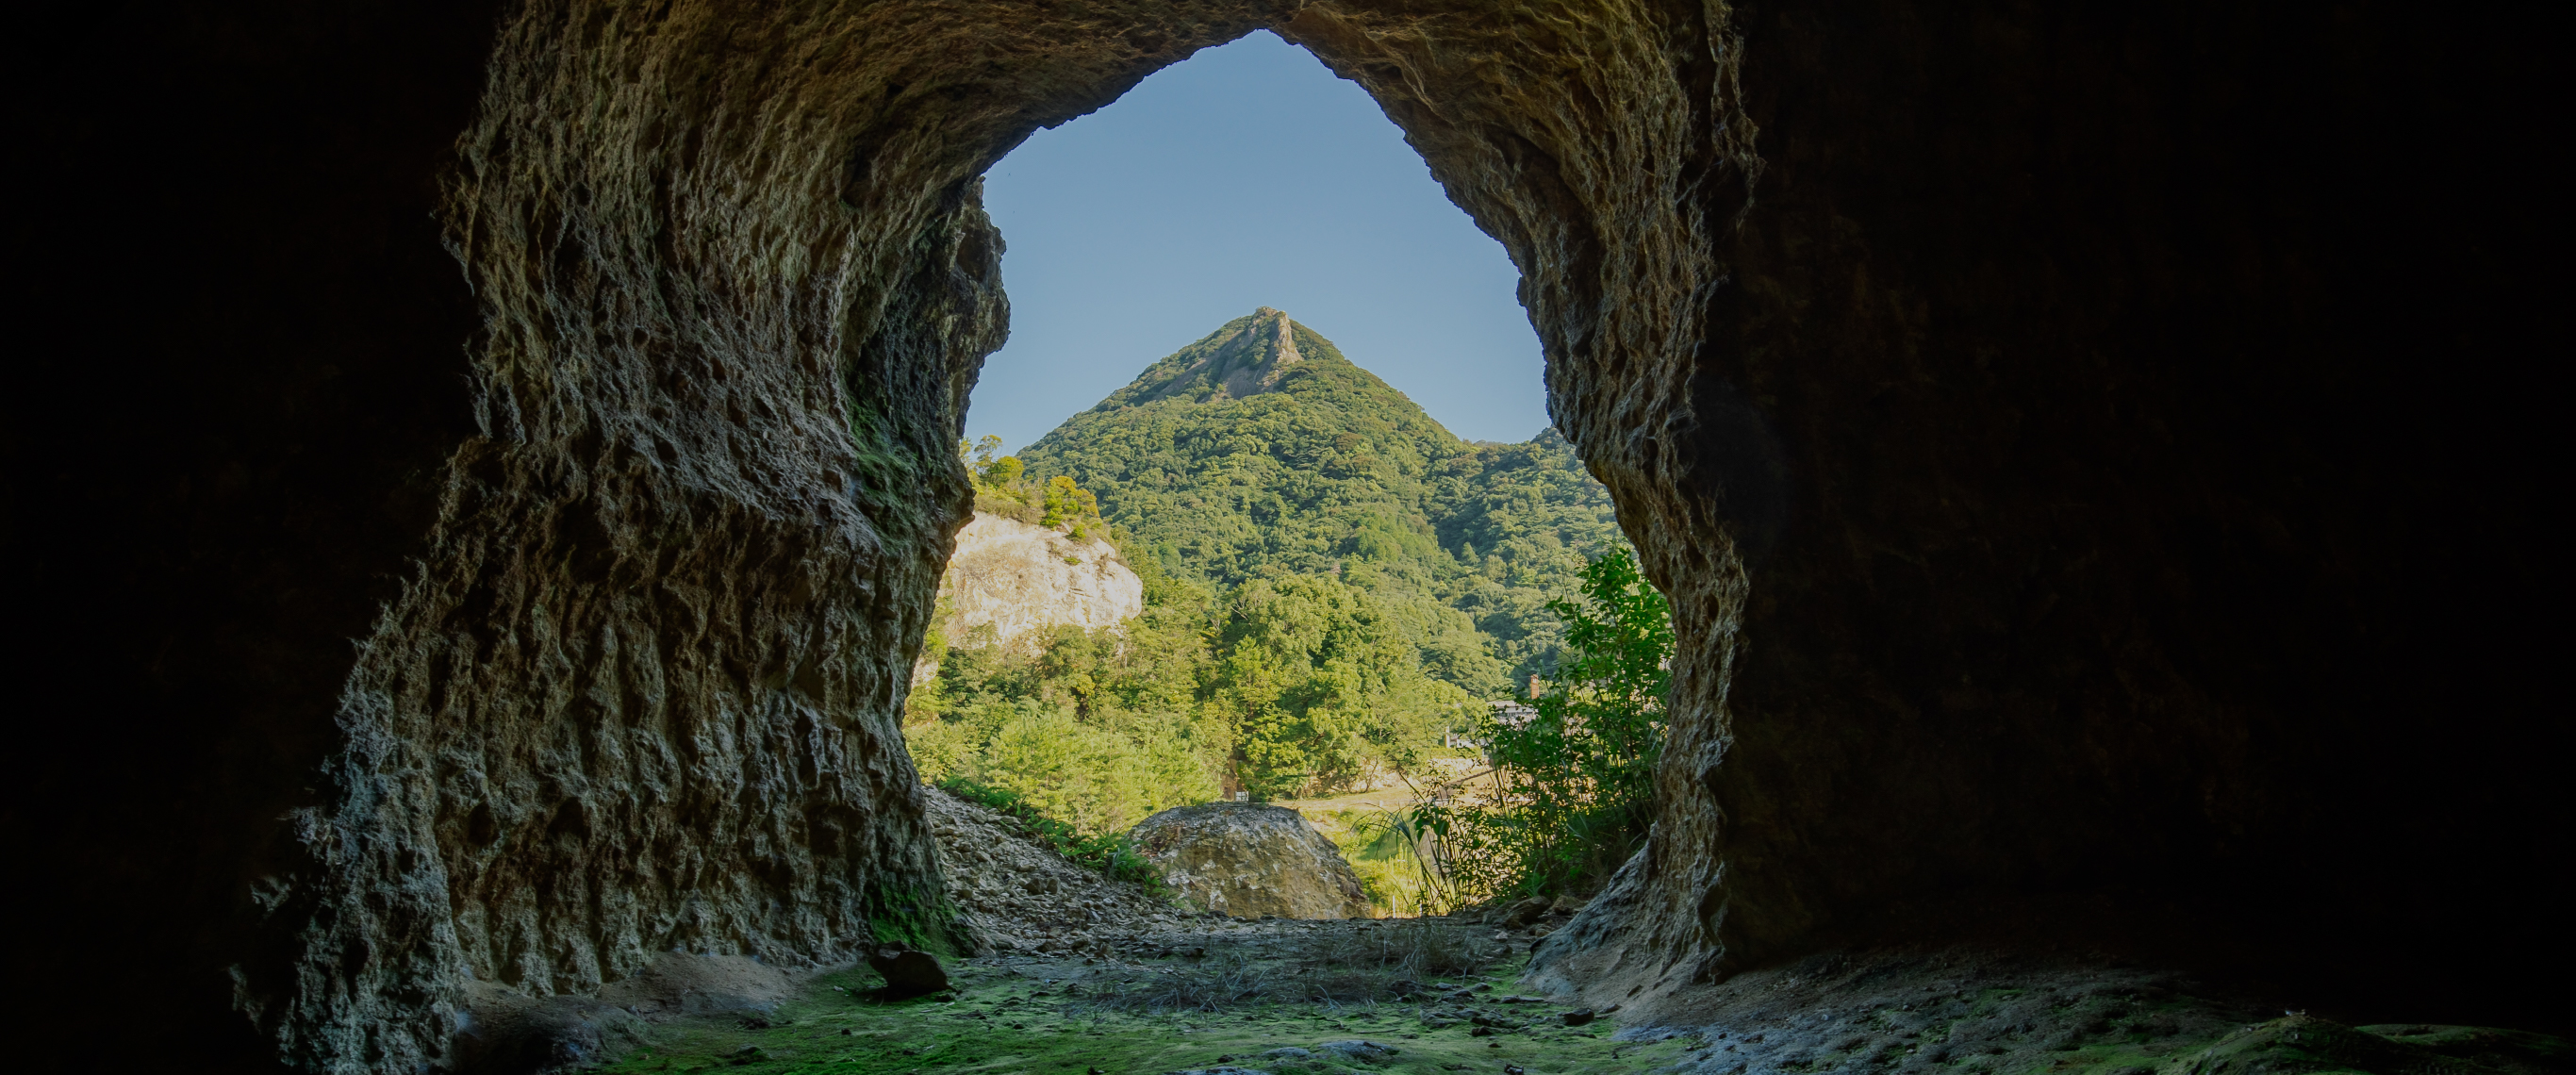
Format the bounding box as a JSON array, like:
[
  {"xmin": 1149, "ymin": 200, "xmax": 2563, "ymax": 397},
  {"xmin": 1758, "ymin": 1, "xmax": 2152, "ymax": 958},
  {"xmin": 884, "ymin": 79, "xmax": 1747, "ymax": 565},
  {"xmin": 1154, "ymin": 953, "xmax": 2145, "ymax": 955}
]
[
  {"xmin": 593, "ymin": 953, "xmax": 1687, "ymax": 1075},
  {"xmin": 863, "ymin": 880, "xmax": 968, "ymax": 958}
]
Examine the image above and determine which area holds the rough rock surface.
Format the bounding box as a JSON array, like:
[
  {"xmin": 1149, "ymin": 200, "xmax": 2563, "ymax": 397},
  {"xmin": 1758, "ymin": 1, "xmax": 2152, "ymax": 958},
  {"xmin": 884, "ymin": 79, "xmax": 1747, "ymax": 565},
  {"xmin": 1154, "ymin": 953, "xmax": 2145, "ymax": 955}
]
[
  {"xmin": 1138, "ymin": 306, "xmax": 1306, "ymax": 403},
  {"xmin": 922, "ymin": 786, "xmax": 1185, "ymax": 953},
  {"xmin": 11, "ymin": 0, "xmax": 2561, "ymax": 1069},
  {"xmin": 936, "ymin": 512, "xmax": 1143, "ymax": 648},
  {"xmin": 1131, "ymin": 802, "xmax": 1373, "ymax": 920},
  {"xmin": 453, "ymin": 952, "xmax": 794, "ymax": 1071},
  {"xmin": 864, "ymin": 949, "xmax": 950, "ymax": 999}
]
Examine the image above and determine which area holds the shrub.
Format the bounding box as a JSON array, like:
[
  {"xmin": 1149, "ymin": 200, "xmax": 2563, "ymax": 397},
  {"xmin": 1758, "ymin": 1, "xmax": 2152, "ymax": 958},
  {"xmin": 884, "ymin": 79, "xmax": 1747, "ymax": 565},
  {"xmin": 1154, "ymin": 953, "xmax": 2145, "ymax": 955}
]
[{"xmin": 1407, "ymin": 549, "xmax": 1672, "ymax": 903}]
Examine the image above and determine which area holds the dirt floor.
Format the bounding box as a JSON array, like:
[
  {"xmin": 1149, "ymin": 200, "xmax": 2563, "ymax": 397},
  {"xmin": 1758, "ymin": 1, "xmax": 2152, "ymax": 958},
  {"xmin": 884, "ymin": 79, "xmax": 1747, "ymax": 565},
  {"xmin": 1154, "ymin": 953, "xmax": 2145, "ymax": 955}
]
[
  {"xmin": 566, "ymin": 790, "xmax": 2572, "ymax": 1075},
  {"xmin": 588, "ymin": 929, "xmax": 1695, "ymax": 1074}
]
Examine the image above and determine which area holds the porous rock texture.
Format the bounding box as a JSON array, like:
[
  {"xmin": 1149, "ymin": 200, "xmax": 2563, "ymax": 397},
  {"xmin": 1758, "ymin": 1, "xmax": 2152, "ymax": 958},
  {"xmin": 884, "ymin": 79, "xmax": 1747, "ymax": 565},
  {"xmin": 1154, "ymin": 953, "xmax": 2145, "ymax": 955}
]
[
  {"xmin": 1130, "ymin": 802, "xmax": 1374, "ymax": 919},
  {"xmin": 454, "ymin": 952, "xmax": 795, "ymax": 1071},
  {"xmin": 1524, "ymin": 0, "xmax": 2565, "ymax": 1034},
  {"xmin": 8, "ymin": 0, "xmax": 2561, "ymax": 1071},
  {"xmin": 935, "ymin": 512, "xmax": 1144, "ymax": 649}
]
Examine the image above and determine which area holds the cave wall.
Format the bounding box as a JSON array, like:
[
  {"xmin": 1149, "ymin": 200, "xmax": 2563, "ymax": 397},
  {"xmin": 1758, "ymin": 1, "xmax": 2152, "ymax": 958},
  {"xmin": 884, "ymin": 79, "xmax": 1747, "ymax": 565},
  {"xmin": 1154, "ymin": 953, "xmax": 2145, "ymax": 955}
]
[
  {"xmin": 9, "ymin": 2, "xmax": 1294, "ymax": 1070},
  {"xmin": 4, "ymin": 0, "xmax": 2560, "ymax": 1070},
  {"xmin": 7, "ymin": 2, "xmax": 504, "ymax": 1070},
  {"xmin": 1534, "ymin": 0, "xmax": 2568, "ymax": 1027}
]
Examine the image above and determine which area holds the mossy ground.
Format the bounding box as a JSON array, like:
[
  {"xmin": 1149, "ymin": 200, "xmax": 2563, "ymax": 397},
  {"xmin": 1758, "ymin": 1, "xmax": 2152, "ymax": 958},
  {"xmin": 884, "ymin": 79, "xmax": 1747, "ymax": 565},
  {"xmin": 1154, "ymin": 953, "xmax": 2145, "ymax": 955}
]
[
  {"xmin": 585, "ymin": 933, "xmax": 2573, "ymax": 1075},
  {"xmin": 592, "ymin": 952, "xmax": 1691, "ymax": 1075}
]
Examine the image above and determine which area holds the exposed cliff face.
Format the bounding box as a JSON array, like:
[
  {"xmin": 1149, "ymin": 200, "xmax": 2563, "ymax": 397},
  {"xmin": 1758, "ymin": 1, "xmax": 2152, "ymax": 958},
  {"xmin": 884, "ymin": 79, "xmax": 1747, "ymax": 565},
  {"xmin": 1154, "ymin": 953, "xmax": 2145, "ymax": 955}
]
[
  {"xmin": 1134, "ymin": 306, "xmax": 1307, "ymax": 403},
  {"xmin": 937, "ymin": 513, "xmax": 1143, "ymax": 650},
  {"xmin": 9, "ymin": 0, "xmax": 2559, "ymax": 1070}
]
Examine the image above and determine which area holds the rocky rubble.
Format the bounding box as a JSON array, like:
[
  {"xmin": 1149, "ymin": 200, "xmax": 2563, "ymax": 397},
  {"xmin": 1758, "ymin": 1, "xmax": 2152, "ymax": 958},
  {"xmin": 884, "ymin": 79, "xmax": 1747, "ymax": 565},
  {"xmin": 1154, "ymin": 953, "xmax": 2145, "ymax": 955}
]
[{"xmin": 922, "ymin": 786, "xmax": 1187, "ymax": 955}]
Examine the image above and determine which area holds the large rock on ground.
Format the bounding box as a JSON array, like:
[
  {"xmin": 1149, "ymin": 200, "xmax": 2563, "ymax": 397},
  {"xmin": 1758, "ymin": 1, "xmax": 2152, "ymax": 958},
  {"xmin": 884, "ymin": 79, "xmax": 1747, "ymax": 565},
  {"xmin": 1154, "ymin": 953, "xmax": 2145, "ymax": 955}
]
[{"xmin": 1131, "ymin": 803, "xmax": 1372, "ymax": 919}]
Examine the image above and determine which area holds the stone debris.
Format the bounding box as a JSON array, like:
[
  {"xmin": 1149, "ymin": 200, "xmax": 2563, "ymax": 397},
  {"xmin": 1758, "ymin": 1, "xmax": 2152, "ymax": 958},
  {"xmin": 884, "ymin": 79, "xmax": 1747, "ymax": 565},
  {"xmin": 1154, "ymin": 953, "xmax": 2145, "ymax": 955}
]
[
  {"xmin": 1499, "ymin": 896, "xmax": 1551, "ymax": 929},
  {"xmin": 922, "ymin": 785, "xmax": 1187, "ymax": 955},
  {"xmin": 1315, "ymin": 1039, "xmax": 1400, "ymax": 1063}
]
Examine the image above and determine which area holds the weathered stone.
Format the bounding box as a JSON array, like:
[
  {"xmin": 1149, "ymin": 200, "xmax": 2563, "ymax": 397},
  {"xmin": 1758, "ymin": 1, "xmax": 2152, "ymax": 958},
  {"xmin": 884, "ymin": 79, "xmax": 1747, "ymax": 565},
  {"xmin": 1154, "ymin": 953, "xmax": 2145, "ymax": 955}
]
[
  {"xmin": 919, "ymin": 786, "xmax": 1181, "ymax": 953},
  {"xmin": 933, "ymin": 512, "xmax": 1143, "ymax": 653},
  {"xmin": 1130, "ymin": 802, "xmax": 1372, "ymax": 919},
  {"xmin": 864, "ymin": 949, "xmax": 949, "ymax": 999},
  {"xmin": 1316, "ymin": 1039, "xmax": 1399, "ymax": 1064},
  {"xmin": 1500, "ymin": 897, "xmax": 1551, "ymax": 930}
]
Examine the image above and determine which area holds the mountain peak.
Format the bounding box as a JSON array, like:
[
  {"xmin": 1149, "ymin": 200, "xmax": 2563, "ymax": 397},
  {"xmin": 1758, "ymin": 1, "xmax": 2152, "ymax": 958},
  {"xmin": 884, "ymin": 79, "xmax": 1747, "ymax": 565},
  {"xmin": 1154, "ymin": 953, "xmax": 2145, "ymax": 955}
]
[{"xmin": 1118, "ymin": 307, "xmax": 1319, "ymax": 405}]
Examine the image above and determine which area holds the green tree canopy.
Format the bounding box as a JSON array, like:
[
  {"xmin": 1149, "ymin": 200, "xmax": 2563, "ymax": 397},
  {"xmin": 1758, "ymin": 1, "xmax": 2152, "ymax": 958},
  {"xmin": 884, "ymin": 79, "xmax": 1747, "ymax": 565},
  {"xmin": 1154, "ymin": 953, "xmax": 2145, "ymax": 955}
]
[{"xmin": 1018, "ymin": 309, "xmax": 1631, "ymax": 690}]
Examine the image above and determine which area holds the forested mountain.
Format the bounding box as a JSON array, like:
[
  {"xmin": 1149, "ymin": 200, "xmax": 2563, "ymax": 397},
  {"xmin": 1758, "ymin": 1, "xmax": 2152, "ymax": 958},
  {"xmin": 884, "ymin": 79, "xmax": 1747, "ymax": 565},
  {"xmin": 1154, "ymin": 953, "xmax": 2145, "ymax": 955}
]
[
  {"xmin": 908, "ymin": 308, "xmax": 1634, "ymax": 822},
  {"xmin": 1019, "ymin": 307, "xmax": 1628, "ymax": 689}
]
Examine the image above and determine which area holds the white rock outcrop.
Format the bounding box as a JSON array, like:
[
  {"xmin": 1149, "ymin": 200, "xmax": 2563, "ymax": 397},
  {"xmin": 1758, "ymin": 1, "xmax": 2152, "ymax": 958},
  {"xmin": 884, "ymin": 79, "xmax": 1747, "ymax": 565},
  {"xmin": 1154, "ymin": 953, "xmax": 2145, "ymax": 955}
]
[{"xmin": 936, "ymin": 511, "xmax": 1142, "ymax": 648}]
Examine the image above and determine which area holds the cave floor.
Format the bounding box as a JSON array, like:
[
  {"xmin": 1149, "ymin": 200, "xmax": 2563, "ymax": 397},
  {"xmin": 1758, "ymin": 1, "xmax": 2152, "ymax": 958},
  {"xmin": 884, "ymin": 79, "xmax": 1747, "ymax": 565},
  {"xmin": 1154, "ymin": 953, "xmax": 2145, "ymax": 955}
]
[
  {"xmin": 585, "ymin": 795, "xmax": 2569, "ymax": 1075},
  {"xmin": 585, "ymin": 928, "xmax": 2574, "ymax": 1075},
  {"xmin": 589, "ymin": 946, "xmax": 1698, "ymax": 1075}
]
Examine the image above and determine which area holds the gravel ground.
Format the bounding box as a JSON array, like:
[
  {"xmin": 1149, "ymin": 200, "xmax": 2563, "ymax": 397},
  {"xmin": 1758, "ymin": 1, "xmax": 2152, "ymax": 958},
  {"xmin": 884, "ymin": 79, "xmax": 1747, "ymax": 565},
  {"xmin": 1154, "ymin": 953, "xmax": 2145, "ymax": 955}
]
[{"xmin": 921, "ymin": 786, "xmax": 1190, "ymax": 955}]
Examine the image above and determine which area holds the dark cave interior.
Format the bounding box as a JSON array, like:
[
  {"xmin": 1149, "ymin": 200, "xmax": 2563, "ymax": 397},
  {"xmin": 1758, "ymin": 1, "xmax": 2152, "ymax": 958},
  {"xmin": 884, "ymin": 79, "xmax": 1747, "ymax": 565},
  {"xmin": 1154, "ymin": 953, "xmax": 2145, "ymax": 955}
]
[{"xmin": 4, "ymin": 0, "xmax": 2563, "ymax": 1070}]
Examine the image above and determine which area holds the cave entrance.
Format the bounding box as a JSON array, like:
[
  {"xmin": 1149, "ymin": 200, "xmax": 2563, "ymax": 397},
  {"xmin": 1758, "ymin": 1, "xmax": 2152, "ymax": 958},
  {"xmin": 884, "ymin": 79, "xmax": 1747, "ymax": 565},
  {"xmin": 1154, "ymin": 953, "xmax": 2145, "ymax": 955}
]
[
  {"xmin": 256, "ymin": 6, "xmax": 1751, "ymax": 1067},
  {"xmin": 916, "ymin": 29, "xmax": 1640, "ymax": 918}
]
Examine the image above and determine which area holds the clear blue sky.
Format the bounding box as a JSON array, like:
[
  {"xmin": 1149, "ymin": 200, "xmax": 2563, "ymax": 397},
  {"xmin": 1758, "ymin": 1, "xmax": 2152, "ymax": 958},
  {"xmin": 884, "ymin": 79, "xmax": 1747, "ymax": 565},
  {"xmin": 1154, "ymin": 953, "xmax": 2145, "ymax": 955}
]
[{"xmin": 969, "ymin": 30, "xmax": 1548, "ymax": 455}]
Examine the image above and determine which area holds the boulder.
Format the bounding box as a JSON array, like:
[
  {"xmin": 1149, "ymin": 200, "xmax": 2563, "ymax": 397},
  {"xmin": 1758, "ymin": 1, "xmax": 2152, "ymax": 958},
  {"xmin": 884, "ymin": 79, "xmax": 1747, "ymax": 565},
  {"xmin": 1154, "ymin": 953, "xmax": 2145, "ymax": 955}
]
[
  {"xmin": 1129, "ymin": 802, "xmax": 1372, "ymax": 919},
  {"xmin": 865, "ymin": 949, "xmax": 949, "ymax": 1000}
]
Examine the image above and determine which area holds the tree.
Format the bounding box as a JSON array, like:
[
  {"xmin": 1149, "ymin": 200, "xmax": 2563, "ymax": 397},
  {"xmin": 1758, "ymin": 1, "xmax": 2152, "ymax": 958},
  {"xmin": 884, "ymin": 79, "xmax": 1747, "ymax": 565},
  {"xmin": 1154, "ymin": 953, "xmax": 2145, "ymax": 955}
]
[
  {"xmin": 1410, "ymin": 549, "xmax": 1673, "ymax": 901},
  {"xmin": 1206, "ymin": 575, "xmax": 1474, "ymax": 799},
  {"xmin": 1038, "ymin": 473, "xmax": 1098, "ymax": 533}
]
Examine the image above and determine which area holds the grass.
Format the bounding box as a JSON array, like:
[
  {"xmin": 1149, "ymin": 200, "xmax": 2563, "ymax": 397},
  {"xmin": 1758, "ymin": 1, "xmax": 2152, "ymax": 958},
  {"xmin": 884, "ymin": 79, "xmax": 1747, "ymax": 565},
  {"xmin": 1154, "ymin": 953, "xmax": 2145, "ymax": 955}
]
[
  {"xmin": 589, "ymin": 912, "xmax": 1694, "ymax": 1075},
  {"xmin": 590, "ymin": 953, "xmax": 1692, "ymax": 1075},
  {"xmin": 566, "ymin": 932, "xmax": 2576, "ymax": 1075}
]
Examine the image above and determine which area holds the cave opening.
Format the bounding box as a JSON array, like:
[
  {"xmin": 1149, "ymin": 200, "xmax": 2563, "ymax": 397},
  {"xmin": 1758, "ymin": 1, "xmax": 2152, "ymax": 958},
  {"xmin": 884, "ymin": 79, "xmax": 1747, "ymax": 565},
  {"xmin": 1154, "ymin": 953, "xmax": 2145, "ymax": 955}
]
[
  {"xmin": 914, "ymin": 27, "xmax": 1644, "ymax": 917},
  {"xmin": 10, "ymin": 1, "xmax": 2561, "ymax": 1072}
]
